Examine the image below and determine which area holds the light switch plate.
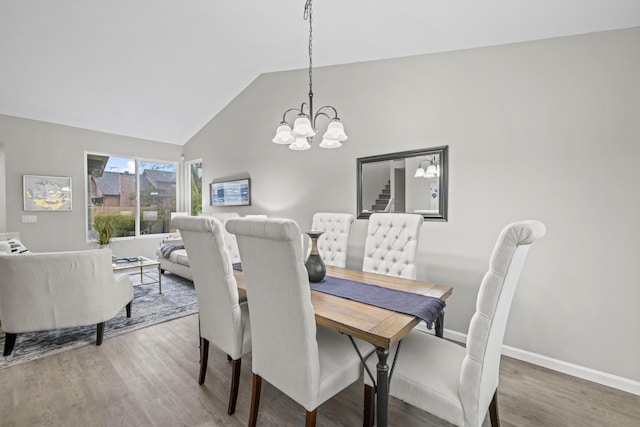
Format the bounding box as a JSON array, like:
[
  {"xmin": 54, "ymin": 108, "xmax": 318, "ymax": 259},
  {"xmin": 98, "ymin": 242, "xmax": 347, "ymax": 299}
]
[{"xmin": 22, "ymin": 215, "xmax": 37, "ymax": 223}]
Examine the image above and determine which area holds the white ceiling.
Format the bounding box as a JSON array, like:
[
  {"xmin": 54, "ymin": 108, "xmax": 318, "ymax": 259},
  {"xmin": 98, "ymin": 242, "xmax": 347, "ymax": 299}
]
[{"xmin": 1, "ymin": 0, "xmax": 639, "ymax": 145}]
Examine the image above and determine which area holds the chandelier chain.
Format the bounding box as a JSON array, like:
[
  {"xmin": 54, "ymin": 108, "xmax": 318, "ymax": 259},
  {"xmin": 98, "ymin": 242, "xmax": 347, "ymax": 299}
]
[{"xmin": 305, "ymin": 0, "xmax": 313, "ymax": 98}]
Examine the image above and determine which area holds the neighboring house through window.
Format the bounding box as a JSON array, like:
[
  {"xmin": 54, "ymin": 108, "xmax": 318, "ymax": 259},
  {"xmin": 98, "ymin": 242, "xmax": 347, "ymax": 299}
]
[{"xmin": 86, "ymin": 153, "xmax": 178, "ymax": 241}]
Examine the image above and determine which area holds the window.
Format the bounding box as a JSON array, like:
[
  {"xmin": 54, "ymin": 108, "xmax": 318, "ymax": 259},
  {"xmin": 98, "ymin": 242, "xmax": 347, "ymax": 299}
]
[
  {"xmin": 186, "ymin": 160, "xmax": 202, "ymax": 216},
  {"xmin": 86, "ymin": 154, "xmax": 178, "ymax": 241}
]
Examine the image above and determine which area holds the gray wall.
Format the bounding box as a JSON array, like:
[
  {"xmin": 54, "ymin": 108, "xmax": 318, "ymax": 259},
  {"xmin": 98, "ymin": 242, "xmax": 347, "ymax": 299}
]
[
  {"xmin": 0, "ymin": 143, "xmax": 6, "ymax": 231},
  {"xmin": 0, "ymin": 115, "xmax": 182, "ymax": 258},
  {"xmin": 185, "ymin": 28, "xmax": 640, "ymax": 383}
]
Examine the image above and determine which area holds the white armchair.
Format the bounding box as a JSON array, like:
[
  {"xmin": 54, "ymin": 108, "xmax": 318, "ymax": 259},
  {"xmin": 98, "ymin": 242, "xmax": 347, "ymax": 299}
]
[
  {"xmin": 363, "ymin": 220, "xmax": 546, "ymax": 427},
  {"xmin": 310, "ymin": 212, "xmax": 354, "ymax": 268},
  {"xmin": 0, "ymin": 249, "xmax": 133, "ymax": 356},
  {"xmin": 362, "ymin": 213, "xmax": 424, "ymax": 279}
]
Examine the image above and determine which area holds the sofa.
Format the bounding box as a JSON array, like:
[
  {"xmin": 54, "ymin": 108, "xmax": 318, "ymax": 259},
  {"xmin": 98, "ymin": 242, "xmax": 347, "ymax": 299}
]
[{"xmin": 156, "ymin": 212, "xmax": 241, "ymax": 281}]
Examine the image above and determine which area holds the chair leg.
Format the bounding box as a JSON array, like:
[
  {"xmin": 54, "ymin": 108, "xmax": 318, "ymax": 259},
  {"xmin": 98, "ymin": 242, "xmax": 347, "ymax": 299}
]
[
  {"xmin": 227, "ymin": 358, "xmax": 242, "ymax": 415},
  {"xmin": 435, "ymin": 310, "xmax": 445, "ymax": 338},
  {"xmin": 248, "ymin": 374, "xmax": 262, "ymax": 427},
  {"xmin": 126, "ymin": 301, "xmax": 132, "ymax": 317},
  {"xmin": 363, "ymin": 384, "xmax": 375, "ymax": 427},
  {"xmin": 3, "ymin": 333, "xmax": 17, "ymax": 356},
  {"xmin": 305, "ymin": 409, "xmax": 317, "ymax": 427},
  {"xmin": 489, "ymin": 389, "xmax": 500, "ymax": 427},
  {"xmin": 96, "ymin": 322, "xmax": 105, "ymax": 345},
  {"xmin": 198, "ymin": 338, "xmax": 209, "ymax": 385}
]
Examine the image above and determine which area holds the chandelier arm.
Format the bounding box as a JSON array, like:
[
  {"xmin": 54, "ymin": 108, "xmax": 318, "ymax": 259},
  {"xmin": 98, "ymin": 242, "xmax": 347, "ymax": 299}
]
[
  {"xmin": 300, "ymin": 102, "xmax": 310, "ymax": 117},
  {"xmin": 312, "ymin": 111, "xmax": 333, "ymax": 128},
  {"xmin": 281, "ymin": 107, "xmax": 304, "ymax": 124},
  {"xmin": 315, "ymin": 105, "xmax": 339, "ymax": 120}
]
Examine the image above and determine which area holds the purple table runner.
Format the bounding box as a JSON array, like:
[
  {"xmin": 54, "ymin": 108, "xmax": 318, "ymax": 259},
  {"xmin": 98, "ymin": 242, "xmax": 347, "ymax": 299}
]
[
  {"xmin": 310, "ymin": 276, "xmax": 444, "ymax": 330},
  {"xmin": 232, "ymin": 263, "xmax": 445, "ymax": 330}
]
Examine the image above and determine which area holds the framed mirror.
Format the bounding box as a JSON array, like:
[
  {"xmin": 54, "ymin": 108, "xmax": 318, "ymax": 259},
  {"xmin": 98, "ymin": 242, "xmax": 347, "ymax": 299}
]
[{"xmin": 357, "ymin": 146, "xmax": 448, "ymax": 221}]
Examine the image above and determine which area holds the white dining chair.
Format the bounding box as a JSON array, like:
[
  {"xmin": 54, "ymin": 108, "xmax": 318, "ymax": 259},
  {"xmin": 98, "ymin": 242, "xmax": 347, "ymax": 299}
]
[
  {"xmin": 310, "ymin": 212, "xmax": 354, "ymax": 268},
  {"xmin": 363, "ymin": 220, "xmax": 546, "ymax": 427},
  {"xmin": 170, "ymin": 216, "xmax": 251, "ymax": 416},
  {"xmin": 362, "ymin": 213, "xmax": 424, "ymax": 279},
  {"xmin": 226, "ymin": 217, "xmax": 374, "ymax": 427}
]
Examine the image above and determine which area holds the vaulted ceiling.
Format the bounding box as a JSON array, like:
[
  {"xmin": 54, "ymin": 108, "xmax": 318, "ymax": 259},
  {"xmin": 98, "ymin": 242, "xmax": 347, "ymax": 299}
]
[{"xmin": 1, "ymin": 1, "xmax": 638, "ymax": 145}]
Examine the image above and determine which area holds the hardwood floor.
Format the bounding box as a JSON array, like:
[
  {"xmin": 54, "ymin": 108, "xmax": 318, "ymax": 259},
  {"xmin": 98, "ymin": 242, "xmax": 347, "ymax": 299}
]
[{"xmin": 1, "ymin": 314, "xmax": 638, "ymax": 426}]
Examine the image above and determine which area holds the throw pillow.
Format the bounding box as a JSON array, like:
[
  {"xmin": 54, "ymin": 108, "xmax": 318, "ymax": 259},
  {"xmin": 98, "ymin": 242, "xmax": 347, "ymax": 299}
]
[
  {"xmin": 6, "ymin": 238, "xmax": 29, "ymax": 254},
  {"xmin": 0, "ymin": 241, "xmax": 10, "ymax": 253}
]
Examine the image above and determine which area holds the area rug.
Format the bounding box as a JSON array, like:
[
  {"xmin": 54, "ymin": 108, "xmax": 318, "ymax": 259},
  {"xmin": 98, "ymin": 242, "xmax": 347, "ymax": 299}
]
[{"xmin": 0, "ymin": 272, "xmax": 197, "ymax": 369}]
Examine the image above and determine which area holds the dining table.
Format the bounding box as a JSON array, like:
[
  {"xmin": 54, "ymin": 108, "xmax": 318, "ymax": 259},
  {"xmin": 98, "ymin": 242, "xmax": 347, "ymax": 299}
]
[{"xmin": 233, "ymin": 265, "xmax": 453, "ymax": 427}]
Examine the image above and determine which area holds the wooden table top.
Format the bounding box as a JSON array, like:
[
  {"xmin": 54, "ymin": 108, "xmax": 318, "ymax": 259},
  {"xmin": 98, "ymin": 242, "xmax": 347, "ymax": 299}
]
[{"xmin": 234, "ymin": 265, "xmax": 452, "ymax": 349}]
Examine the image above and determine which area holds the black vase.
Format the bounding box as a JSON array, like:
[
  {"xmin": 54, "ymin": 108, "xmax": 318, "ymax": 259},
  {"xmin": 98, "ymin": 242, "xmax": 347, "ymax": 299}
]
[{"xmin": 305, "ymin": 230, "xmax": 326, "ymax": 282}]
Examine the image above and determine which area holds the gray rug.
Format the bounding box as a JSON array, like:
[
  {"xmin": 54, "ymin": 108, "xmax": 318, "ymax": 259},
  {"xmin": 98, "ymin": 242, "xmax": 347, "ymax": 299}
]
[{"xmin": 0, "ymin": 272, "xmax": 197, "ymax": 369}]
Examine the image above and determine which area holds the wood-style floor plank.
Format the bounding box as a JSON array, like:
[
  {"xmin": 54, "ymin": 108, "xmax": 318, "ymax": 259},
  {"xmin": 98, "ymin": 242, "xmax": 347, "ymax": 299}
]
[{"xmin": 0, "ymin": 314, "xmax": 638, "ymax": 426}]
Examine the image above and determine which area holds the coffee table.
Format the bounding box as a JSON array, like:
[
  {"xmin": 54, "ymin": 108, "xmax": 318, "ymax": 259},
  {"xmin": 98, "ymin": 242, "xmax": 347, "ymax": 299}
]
[{"xmin": 112, "ymin": 256, "xmax": 162, "ymax": 293}]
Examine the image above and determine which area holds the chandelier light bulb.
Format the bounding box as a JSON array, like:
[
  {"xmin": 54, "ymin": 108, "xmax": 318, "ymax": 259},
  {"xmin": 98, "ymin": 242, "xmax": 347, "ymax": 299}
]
[
  {"xmin": 425, "ymin": 164, "xmax": 438, "ymax": 178},
  {"xmin": 272, "ymin": 124, "xmax": 295, "ymax": 144},
  {"xmin": 289, "ymin": 137, "xmax": 311, "ymax": 151},
  {"xmin": 319, "ymin": 139, "xmax": 342, "ymax": 149},
  {"xmin": 292, "ymin": 116, "xmax": 316, "ymax": 138},
  {"xmin": 322, "ymin": 121, "xmax": 348, "ymax": 142}
]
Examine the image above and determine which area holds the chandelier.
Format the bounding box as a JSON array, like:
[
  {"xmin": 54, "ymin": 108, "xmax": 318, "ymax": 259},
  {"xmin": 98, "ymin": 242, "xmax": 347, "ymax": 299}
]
[
  {"xmin": 272, "ymin": 0, "xmax": 348, "ymax": 151},
  {"xmin": 415, "ymin": 156, "xmax": 440, "ymax": 178}
]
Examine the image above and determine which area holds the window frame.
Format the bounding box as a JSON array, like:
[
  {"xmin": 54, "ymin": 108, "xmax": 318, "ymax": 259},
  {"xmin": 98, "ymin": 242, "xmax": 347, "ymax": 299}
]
[
  {"xmin": 184, "ymin": 158, "xmax": 203, "ymax": 216},
  {"xmin": 85, "ymin": 151, "xmax": 181, "ymax": 242}
]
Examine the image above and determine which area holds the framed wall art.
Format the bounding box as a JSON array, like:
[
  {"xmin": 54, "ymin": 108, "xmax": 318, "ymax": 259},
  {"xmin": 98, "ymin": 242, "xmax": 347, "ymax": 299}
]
[
  {"xmin": 210, "ymin": 178, "xmax": 251, "ymax": 207},
  {"xmin": 23, "ymin": 175, "xmax": 72, "ymax": 211}
]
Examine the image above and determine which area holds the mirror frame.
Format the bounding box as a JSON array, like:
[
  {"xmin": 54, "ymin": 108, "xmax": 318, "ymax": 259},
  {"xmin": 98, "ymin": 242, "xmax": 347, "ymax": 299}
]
[{"xmin": 357, "ymin": 145, "xmax": 448, "ymax": 221}]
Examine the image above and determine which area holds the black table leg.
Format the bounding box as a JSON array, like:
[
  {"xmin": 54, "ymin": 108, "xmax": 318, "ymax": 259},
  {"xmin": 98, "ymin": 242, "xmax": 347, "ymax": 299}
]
[
  {"xmin": 435, "ymin": 310, "xmax": 445, "ymax": 338},
  {"xmin": 376, "ymin": 347, "xmax": 389, "ymax": 427}
]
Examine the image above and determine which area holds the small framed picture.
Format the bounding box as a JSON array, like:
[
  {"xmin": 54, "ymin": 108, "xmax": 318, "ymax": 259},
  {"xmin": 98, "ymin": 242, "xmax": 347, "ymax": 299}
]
[
  {"xmin": 23, "ymin": 175, "xmax": 72, "ymax": 211},
  {"xmin": 210, "ymin": 178, "xmax": 251, "ymax": 207}
]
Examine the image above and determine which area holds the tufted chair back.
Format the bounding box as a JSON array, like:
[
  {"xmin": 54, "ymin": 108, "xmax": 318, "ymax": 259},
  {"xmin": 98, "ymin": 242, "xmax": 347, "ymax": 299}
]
[
  {"xmin": 197, "ymin": 212, "xmax": 241, "ymax": 263},
  {"xmin": 362, "ymin": 213, "xmax": 424, "ymax": 279},
  {"xmin": 310, "ymin": 212, "xmax": 354, "ymax": 268}
]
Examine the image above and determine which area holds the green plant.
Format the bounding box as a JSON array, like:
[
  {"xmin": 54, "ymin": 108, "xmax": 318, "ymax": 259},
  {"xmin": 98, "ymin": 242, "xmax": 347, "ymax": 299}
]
[{"xmin": 93, "ymin": 216, "xmax": 114, "ymax": 245}]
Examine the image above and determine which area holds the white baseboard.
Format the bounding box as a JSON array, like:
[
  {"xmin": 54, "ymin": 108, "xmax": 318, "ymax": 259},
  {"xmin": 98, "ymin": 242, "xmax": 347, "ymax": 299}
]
[
  {"xmin": 413, "ymin": 324, "xmax": 640, "ymax": 396},
  {"xmin": 500, "ymin": 344, "xmax": 640, "ymax": 396}
]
